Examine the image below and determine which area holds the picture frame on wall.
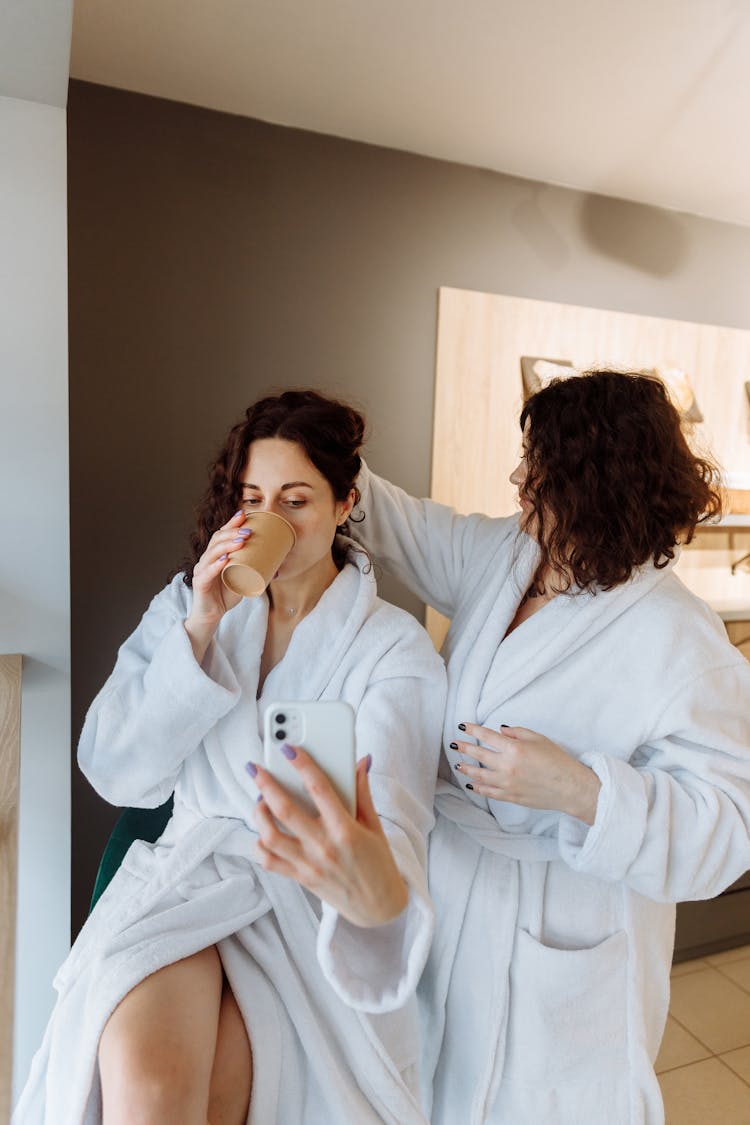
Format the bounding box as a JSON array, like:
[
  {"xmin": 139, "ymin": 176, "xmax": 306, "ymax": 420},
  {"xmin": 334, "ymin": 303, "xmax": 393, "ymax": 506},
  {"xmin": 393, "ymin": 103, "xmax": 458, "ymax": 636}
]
[
  {"xmin": 520, "ymin": 356, "xmax": 704, "ymax": 424},
  {"xmin": 520, "ymin": 356, "xmax": 576, "ymax": 398}
]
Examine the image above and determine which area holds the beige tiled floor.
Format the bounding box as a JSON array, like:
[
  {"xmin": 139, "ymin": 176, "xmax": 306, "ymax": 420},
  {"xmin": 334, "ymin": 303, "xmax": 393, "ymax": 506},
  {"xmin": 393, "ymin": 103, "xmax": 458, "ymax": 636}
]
[{"xmin": 658, "ymin": 945, "xmax": 750, "ymax": 1123}]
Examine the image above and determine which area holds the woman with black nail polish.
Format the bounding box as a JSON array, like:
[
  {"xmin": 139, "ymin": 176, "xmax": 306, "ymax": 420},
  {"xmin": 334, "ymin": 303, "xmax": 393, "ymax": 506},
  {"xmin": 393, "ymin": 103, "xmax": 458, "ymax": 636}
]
[
  {"xmin": 16, "ymin": 391, "xmax": 446, "ymax": 1125},
  {"xmin": 352, "ymin": 370, "xmax": 750, "ymax": 1125}
]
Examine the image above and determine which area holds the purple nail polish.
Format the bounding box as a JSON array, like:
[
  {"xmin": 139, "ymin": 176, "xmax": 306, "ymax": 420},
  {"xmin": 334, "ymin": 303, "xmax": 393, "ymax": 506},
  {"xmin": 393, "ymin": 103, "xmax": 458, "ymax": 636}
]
[
  {"xmin": 219, "ymin": 553, "xmax": 228, "ymax": 562},
  {"xmin": 256, "ymin": 794, "xmax": 264, "ymax": 804},
  {"xmin": 364, "ymin": 753, "xmax": 372, "ymax": 773},
  {"xmin": 281, "ymin": 743, "xmax": 297, "ymax": 760},
  {"xmin": 245, "ymin": 760, "xmax": 258, "ymax": 777},
  {"xmin": 237, "ymin": 528, "xmax": 251, "ymax": 537},
  {"xmin": 233, "ymin": 510, "xmax": 244, "ymax": 518}
]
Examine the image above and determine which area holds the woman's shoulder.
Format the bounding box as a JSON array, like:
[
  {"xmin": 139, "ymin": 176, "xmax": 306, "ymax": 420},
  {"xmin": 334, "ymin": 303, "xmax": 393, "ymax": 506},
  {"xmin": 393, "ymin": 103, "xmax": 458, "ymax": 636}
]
[
  {"xmin": 363, "ymin": 596, "xmax": 445, "ymax": 674},
  {"xmin": 141, "ymin": 572, "xmax": 194, "ymax": 621},
  {"xmin": 632, "ymin": 569, "xmax": 745, "ymax": 671}
]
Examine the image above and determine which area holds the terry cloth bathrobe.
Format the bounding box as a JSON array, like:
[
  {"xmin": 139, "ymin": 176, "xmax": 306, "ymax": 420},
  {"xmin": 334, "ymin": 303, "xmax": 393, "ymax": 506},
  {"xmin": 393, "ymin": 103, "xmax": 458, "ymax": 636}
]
[
  {"xmin": 14, "ymin": 546, "xmax": 447, "ymax": 1125},
  {"xmin": 352, "ymin": 465, "xmax": 750, "ymax": 1125}
]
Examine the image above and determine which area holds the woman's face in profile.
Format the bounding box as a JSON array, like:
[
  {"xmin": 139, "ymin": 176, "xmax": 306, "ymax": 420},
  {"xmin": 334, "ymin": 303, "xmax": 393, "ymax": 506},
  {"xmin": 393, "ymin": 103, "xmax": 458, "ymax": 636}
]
[
  {"xmin": 509, "ymin": 421, "xmax": 539, "ymax": 537},
  {"xmin": 240, "ymin": 438, "xmax": 354, "ymax": 580}
]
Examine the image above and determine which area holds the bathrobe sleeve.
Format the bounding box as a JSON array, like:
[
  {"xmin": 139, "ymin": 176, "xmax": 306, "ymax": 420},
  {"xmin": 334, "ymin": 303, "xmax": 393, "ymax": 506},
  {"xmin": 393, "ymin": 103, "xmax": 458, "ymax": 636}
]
[
  {"xmin": 78, "ymin": 576, "xmax": 242, "ymax": 807},
  {"xmin": 316, "ymin": 620, "xmax": 447, "ymax": 1012},
  {"xmin": 355, "ymin": 460, "xmax": 489, "ymax": 618},
  {"xmin": 558, "ymin": 659, "xmax": 750, "ymax": 902}
]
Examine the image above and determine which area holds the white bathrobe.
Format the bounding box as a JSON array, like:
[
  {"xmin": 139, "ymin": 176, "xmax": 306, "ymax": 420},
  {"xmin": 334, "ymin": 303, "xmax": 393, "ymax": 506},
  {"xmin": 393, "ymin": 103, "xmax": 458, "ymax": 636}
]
[
  {"xmin": 352, "ymin": 465, "xmax": 750, "ymax": 1125},
  {"xmin": 14, "ymin": 545, "xmax": 446, "ymax": 1125}
]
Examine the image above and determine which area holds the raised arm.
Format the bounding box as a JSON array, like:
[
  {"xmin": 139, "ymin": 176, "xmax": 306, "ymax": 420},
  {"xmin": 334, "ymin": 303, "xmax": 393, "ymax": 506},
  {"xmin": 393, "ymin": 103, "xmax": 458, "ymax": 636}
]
[{"xmin": 354, "ymin": 461, "xmax": 490, "ymax": 618}]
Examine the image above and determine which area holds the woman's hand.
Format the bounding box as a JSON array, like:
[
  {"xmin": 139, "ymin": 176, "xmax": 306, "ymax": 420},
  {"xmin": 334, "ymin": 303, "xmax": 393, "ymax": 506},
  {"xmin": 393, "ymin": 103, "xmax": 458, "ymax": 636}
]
[
  {"xmin": 184, "ymin": 510, "xmax": 250, "ymax": 660},
  {"xmin": 250, "ymin": 748, "xmax": 409, "ymax": 928},
  {"xmin": 454, "ymin": 723, "xmax": 601, "ymax": 825}
]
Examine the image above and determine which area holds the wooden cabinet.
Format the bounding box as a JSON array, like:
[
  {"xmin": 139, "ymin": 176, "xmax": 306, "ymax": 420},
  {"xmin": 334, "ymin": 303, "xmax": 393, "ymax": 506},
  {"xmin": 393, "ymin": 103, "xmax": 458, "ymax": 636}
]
[{"xmin": 674, "ymin": 619, "xmax": 750, "ymax": 962}]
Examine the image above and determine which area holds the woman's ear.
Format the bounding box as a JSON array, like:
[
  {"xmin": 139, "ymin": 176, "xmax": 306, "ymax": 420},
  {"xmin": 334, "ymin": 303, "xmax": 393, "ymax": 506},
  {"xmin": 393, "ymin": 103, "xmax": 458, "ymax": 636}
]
[{"xmin": 336, "ymin": 488, "xmax": 357, "ymax": 527}]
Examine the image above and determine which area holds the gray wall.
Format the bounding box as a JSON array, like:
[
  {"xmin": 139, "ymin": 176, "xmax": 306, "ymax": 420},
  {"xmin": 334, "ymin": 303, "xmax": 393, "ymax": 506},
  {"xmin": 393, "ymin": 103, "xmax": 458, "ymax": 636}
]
[{"xmin": 68, "ymin": 79, "xmax": 750, "ymax": 934}]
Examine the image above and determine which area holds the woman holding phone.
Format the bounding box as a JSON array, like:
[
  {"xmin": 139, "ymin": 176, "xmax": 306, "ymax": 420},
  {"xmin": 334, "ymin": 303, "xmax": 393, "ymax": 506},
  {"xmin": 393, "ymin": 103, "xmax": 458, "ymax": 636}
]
[
  {"xmin": 352, "ymin": 370, "xmax": 750, "ymax": 1124},
  {"xmin": 15, "ymin": 390, "xmax": 445, "ymax": 1125}
]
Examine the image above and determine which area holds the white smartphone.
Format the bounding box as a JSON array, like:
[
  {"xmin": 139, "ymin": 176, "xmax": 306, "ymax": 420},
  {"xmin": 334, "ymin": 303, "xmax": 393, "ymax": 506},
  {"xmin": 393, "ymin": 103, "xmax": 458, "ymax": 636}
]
[{"xmin": 262, "ymin": 700, "xmax": 357, "ymax": 817}]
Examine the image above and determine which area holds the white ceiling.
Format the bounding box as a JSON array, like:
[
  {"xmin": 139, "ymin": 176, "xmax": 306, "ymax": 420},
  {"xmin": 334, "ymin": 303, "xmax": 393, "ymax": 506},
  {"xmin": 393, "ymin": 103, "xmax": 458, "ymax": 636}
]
[
  {"xmin": 69, "ymin": 0, "xmax": 750, "ymax": 227},
  {"xmin": 1, "ymin": 0, "xmax": 73, "ymax": 107}
]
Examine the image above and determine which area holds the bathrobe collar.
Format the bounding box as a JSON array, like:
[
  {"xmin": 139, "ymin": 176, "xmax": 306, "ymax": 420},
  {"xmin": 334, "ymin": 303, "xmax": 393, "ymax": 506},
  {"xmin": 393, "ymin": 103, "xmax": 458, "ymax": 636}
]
[
  {"xmin": 209, "ymin": 539, "xmax": 376, "ymax": 797},
  {"xmin": 446, "ymin": 521, "xmax": 680, "ymax": 807}
]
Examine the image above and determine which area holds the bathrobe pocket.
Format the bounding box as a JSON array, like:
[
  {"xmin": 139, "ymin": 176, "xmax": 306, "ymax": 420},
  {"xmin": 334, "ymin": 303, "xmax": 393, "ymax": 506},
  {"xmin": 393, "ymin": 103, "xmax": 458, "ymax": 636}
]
[{"xmin": 504, "ymin": 927, "xmax": 629, "ymax": 1089}]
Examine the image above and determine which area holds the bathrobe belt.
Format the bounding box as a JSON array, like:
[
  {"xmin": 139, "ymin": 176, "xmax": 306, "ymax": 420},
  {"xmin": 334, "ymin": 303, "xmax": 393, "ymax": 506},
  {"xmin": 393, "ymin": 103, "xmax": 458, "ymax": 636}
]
[{"xmin": 435, "ymin": 780, "xmax": 560, "ymax": 862}]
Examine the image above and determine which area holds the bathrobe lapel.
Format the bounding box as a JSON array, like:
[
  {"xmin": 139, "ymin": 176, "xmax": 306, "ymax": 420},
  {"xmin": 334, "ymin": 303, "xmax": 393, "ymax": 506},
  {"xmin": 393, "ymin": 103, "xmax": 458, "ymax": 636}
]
[
  {"xmin": 475, "ymin": 559, "xmax": 678, "ymax": 722},
  {"xmin": 442, "ymin": 522, "xmax": 679, "ymax": 816},
  {"xmin": 445, "ymin": 526, "xmax": 537, "ymax": 747},
  {"xmin": 263, "ymin": 553, "xmax": 369, "ymax": 702},
  {"xmin": 206, "ymin": 544, "xmax": 373, "ymax": 796},
  {"xmin": 447, "ymin": 519, "xmax": 679, "ymax": 726}
]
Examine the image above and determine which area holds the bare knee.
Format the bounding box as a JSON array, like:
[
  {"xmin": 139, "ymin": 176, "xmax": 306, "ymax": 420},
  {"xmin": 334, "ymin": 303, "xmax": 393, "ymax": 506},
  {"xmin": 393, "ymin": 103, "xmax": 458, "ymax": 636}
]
[{"xmin": 101, "ymin": 1040, "xmax": 207, "ymax": 1124}]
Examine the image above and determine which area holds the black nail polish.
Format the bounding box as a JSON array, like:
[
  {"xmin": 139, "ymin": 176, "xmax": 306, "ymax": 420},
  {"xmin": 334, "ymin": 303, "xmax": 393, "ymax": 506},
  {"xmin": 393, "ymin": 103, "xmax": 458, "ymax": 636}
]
[
  {"xmin": 465, "ymin": 783, "xmax": 474, "ymax": 790},
  {"xmin": 501, "ymin": 724, "xmax": 509, "ymax": 729},
  {"xmin": 449, "ymin": 741, "xmax": 458, "ymax": 750},
  {"xmin": 458, "ymin": 723, "xmax": 467, "ymax": 731}
]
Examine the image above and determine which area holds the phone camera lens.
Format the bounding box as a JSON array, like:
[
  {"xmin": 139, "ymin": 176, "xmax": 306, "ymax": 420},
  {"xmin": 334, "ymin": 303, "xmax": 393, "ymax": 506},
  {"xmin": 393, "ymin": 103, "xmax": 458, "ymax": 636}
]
[
  {"xmin": 275, "ymin": 713, "xmax": 286, "ymax": 723},
  {"xmin": 275, "ymin": 729, "xmax": 286, "ymax": 741}
]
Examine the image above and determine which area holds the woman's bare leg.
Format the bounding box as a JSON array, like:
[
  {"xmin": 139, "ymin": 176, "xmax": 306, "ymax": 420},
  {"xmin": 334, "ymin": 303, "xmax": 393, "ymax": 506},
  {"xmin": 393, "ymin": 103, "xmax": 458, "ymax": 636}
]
[
  {"xmin": 99, "ymin": 945, "xmax": 223, "ymax": 1125},
  {"xmin": 207, "ymin": 979, "xmax": 253, "ymax": 1125}
]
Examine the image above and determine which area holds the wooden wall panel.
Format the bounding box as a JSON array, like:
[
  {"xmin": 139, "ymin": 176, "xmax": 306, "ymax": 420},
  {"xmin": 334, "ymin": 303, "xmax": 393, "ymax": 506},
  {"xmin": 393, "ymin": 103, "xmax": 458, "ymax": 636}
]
[{"xmin": 0, "ymin": 654, "xmax": 22, "ymax": 1124}]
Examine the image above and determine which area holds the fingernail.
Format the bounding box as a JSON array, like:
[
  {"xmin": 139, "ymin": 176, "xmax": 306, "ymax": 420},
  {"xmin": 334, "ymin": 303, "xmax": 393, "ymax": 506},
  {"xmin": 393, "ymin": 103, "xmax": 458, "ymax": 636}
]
[
  {"xmin": 449, "ymin": 742, "xmax": 459, "ymax": 750},
  {"xmin": 281, "ymin": 743, "xmax": 297, "ymax": 760},
  {"xmin": 219, "ymin": 553, "xmax": 228, "ymax": 561},
  {"xmin": 233, "ymin": 510, "xmax": 244, "ymax": 518},
  {"xmin": 501, "ymin": 724, "xmax": 509, "ymax": 729},
  {"xmin": 237, "ymin": 528, "xmax": 251, "ymax": 537},
  {"xmin": 232, "ymin": 535, "xmax": 245, "ymax": 543},
  {"xmin": 454, "ymin": 762, "xmax": 462, "ymax": 771},
  {"xmin": 245, "ymin": 760, "xmax": 258, "ymax": 777},
  {"xmin": 465, "ymin": 783, "xmax": 474, "ymax": 790},
  {"xmin": 256, "ymin": 794, "xmax": 264, "ymax": 804},
  {"xmin": 364, "ymin": 753, "xmax": 372, "ymax": 773},
  {"xmin": 458, "ymin": 723, "xmax": 467, "ymax": 732}
]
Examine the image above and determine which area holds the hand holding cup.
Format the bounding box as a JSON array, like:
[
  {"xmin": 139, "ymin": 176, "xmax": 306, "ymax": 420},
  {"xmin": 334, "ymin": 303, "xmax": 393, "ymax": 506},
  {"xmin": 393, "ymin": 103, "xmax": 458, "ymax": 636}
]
[
  {"xmin": 221, "ymin": 511, "xmax": 296, "ymax": 598},
  {"xmin": 186, "ymin": 510, "xmax": 254, "ymax": 633}
]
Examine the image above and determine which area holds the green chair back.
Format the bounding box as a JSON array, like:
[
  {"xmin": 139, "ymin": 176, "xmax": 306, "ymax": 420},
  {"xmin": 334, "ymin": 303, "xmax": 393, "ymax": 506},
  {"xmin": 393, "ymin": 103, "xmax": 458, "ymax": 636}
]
[{"xmin": 88, "ymin": 796, "xmax": 174, "ymax": 914}]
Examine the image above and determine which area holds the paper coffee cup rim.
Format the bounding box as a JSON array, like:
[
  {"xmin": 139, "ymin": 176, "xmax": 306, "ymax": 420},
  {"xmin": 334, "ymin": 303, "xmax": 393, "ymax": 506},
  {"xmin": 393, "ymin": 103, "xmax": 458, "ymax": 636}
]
[{"xmin": 242, "ymin": 509, "xmax": 297, "ymax": 543}]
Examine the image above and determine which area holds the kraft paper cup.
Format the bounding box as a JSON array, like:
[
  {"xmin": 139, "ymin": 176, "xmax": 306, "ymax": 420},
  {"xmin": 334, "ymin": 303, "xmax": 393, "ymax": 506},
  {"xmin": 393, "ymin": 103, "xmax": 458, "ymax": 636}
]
[{"xmin": 221, "ymin": 511, "xmax": 296, "ymax": 597}]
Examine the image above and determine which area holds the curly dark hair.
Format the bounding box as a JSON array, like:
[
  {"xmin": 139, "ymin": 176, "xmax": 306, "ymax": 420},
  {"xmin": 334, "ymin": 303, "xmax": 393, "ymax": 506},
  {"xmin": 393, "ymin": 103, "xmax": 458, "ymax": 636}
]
[
  {"xmin": 179, "ymin": 389, "xmax": 366, "ymax": 585},
  {"xmin": 518, "ymin": 370, "xmax": 722, "ymax": 594}
]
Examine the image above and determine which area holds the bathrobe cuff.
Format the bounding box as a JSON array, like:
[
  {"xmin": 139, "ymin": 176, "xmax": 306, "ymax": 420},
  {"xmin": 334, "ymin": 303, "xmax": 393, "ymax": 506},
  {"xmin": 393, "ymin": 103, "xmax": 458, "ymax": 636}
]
[
  {"xmin": 144, "ymin": 618, "xmax": 241, "ymax": 713},
  {"xmin": 557, "ymin": 752, "xmax": 649, "ymax": 881},
  {"xmin": 316, "ymin": 887, "xmax": 434, "ymax": 1014}
]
